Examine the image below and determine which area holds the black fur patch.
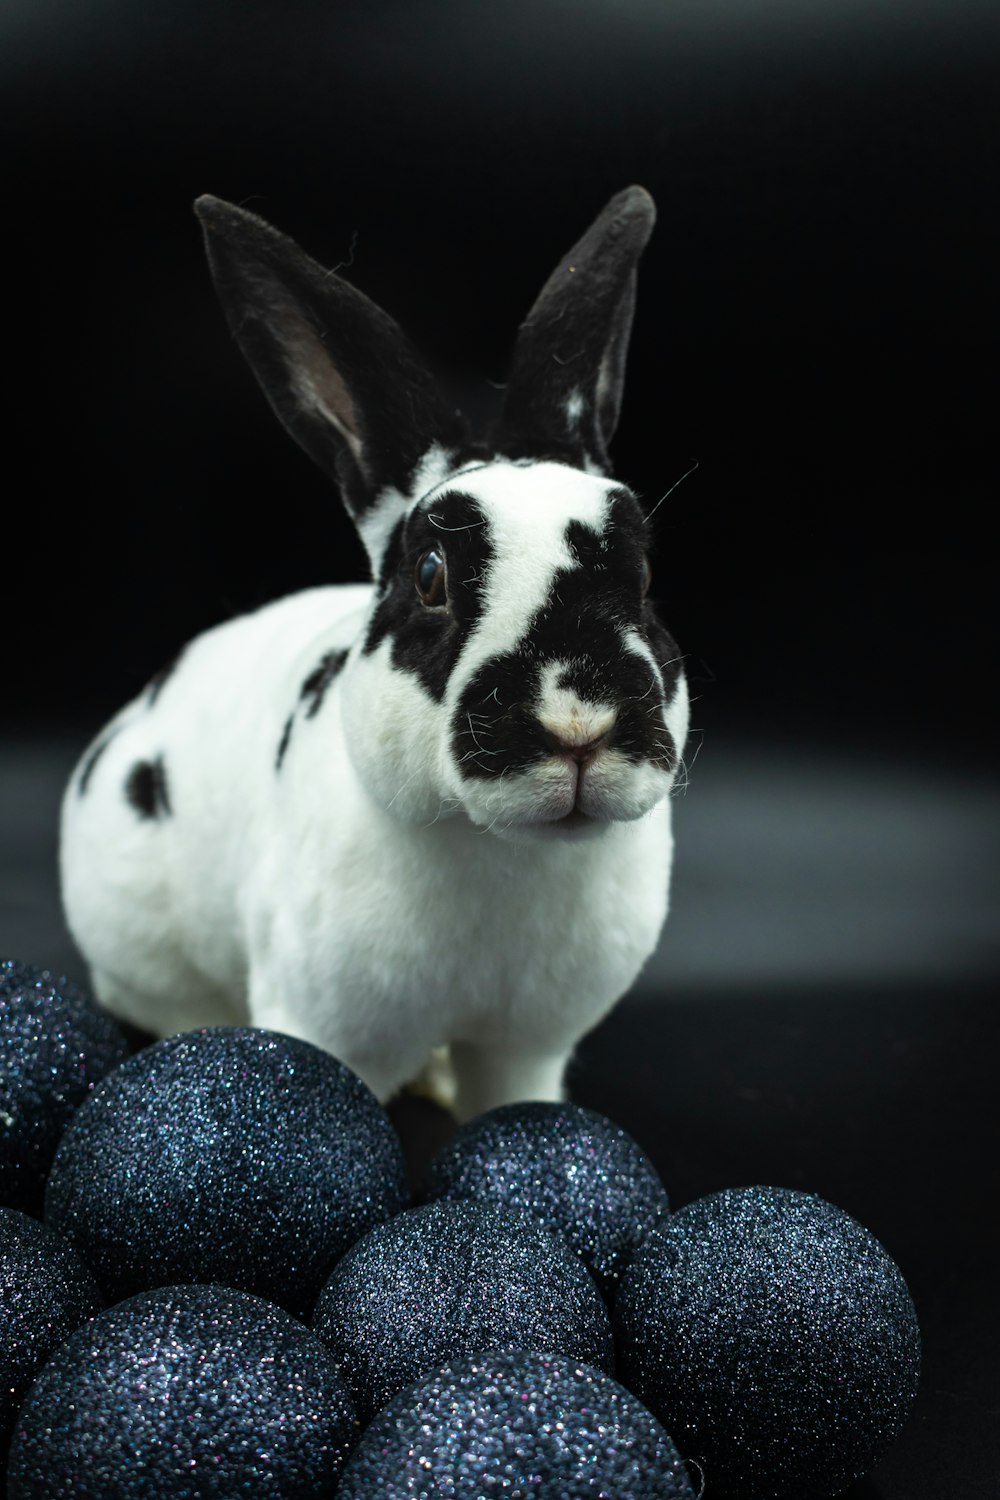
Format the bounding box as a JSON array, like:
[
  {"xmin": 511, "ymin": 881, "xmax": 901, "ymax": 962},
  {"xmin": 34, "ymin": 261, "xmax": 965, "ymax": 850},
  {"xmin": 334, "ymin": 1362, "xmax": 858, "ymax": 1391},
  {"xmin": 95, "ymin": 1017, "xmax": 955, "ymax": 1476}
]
[
  {"xmin": 275, "ymin": 649, "xmax": 349, "ymax": 771},
  {"xmin": 125, "ymin": 757, "xmax": 171, "ymax": 819},
  {"xmin": 275, "ymin": 713, "xmax": 295, "ymax": 771},
  {"xmin": 301, "ymin": 649, "xmax": 348, "ymax": 719},
  {"xmin": 146, "ymin": 650, "xmax": 183, "ymax": 706},
  {"xmin": 364, "ymin": 490, "xmax": 495, "ymax": 701},
  {"xmin": 451, "ymin": 493, "xmax": 680, "ymax": 781},
  {"xmin": 78, "ymin": 730, "xmax": 117, "ymax": 796}
]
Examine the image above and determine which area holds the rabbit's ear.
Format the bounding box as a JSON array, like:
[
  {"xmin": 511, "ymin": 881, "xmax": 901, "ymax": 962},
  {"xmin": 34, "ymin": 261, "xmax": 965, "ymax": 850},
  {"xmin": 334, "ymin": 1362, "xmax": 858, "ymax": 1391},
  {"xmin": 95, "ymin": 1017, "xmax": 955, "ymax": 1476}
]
[
  {"xmin": 194, "ymin": 195, "xmax": 467, "ymax": 539},
  {"xmin": 494, "ymin": 185, "xmax": 656, "ymax": 474}
]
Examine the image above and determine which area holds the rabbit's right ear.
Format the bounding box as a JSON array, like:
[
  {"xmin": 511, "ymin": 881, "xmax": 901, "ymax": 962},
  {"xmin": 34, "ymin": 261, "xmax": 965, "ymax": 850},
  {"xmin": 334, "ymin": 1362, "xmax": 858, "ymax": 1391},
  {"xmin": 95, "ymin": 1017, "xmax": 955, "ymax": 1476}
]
[{"xmin": 194, "ymin": 196, "xmax": 467, "ymax": 564}]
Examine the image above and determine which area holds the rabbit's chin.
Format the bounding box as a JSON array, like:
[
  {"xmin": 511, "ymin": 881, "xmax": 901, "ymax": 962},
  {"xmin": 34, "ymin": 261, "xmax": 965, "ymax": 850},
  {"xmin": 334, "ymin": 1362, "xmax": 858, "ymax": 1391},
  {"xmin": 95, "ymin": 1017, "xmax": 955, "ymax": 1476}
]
[
  {"xmin": 456, "ymin": 757, "xmax": 674, "ymax": 844},
  {"xmin": 485, "ymin": 810, "xmax": 611, "ymax": 846}
]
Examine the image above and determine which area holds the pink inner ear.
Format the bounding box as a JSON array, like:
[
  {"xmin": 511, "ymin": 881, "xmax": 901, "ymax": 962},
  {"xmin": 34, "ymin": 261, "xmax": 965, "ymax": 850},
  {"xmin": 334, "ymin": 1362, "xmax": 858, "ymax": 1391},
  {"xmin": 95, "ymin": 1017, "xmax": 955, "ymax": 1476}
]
[{"xmin": 283, "ymin": 306, "xmax": 363, "ymax": 462}]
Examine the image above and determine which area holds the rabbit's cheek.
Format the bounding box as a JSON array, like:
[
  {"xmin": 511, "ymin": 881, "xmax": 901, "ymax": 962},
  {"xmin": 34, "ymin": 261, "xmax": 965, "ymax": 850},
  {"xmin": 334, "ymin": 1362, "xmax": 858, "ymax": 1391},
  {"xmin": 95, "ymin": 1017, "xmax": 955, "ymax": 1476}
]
[
  {"xmin": 340, "ymin": 645, "xmax": 455, "ymax": 824},
  {"xmin": 577, "ymin": 754, "xmax": 676, "ymax": 823}
]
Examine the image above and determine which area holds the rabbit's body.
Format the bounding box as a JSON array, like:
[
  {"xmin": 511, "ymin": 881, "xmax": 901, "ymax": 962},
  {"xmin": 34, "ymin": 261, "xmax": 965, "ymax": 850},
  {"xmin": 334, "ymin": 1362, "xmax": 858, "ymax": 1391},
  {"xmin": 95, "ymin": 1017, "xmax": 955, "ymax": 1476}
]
[{"xmin": 60, "ymin": 187, "xmax": 691, "ymax": 1118}]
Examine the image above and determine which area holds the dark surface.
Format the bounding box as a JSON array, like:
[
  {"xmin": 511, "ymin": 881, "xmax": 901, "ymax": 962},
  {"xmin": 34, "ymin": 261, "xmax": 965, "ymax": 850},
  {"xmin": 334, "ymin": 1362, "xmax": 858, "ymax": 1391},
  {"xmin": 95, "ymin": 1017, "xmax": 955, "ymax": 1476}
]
[
  {"xmin": 4, "ymin": 2, "xmax": 998, "ymax": 1494},
  {"xmin": 391, "ymin": 981, "xmax": 1000, "ymax": 1498}
]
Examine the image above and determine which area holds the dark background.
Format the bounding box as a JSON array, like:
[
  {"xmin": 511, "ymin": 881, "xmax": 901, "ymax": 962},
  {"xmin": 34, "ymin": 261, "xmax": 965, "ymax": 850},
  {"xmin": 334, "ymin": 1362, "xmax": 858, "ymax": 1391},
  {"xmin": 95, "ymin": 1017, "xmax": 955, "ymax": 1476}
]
[
  {"xmin": 3, "ymin": 2, "xmax": 999, "ymax": 1496},
  {"xmin": 5, "ymin": 0, "xmax": 998, "ymax": 757}
]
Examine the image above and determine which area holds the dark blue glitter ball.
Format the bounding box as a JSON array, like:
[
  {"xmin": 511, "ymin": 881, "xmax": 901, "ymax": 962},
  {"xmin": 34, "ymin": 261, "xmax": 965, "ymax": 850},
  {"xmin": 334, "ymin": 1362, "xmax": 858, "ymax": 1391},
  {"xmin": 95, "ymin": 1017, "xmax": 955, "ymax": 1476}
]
[
  {"xmin": 0, "ymin": 1207, "xmax": 104, "ymax": 1467},
  {"xmin": 422, "ymin": 1100, "xmax": 670, "ymax": 1299},
  {"xmin": 311, "ymin": 1199, "xmax": 614, "ymax": 1423},
  {"xmin": 6, "ymin": 1282, "xmax": 359, "ymax": 1499},
  {"xmin": 44, "ymin": 1026, "xmax": 410, "ymax": 1318},
  {"xmin": 336, "ymin": 1349, "xmax": 697, "ymax": 1499},
  {"xmin": 0, "ymin": 959, "xmax": 130, "ymax": 1216},
  {"xmin": 614, "ymin": 1185, "xmax": 922, "ymax": 1499}
]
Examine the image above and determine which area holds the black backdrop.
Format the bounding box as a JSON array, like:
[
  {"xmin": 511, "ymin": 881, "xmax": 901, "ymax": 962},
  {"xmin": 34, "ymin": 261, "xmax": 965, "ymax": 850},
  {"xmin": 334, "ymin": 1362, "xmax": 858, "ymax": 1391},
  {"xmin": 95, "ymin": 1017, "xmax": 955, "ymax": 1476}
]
[{"xmin": 6, "ymin": 0, "xmax": 998, "ymax": 761}]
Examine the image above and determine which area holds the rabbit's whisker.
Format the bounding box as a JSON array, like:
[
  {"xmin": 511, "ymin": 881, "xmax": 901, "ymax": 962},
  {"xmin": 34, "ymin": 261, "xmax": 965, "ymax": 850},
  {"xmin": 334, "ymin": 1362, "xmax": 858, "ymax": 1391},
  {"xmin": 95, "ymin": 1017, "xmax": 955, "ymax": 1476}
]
[
  {"xmin": 384, "ymin": 769, "xmax": 422, "ymax": 811},
  {"xmin": 645, "ymin": 460, "xmax": 700, "ymax": 520},
  {"xmin": 466, "ymin": 715, "xmax": 497, "ymax": 754},
  {"xmin": 428, "ymin": 513, "xmax": 485, "ymax": 531}
]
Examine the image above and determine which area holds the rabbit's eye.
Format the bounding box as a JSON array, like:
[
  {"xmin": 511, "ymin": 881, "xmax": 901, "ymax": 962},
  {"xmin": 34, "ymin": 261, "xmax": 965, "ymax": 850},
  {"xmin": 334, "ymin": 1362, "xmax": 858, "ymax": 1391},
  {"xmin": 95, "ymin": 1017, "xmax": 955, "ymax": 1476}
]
[
  {"xmin": 415, "ymin": 548, "xmax": 447, "ymax": 608},
  {"xmin": 641, "ymin": 555, "xmax": 653, "ymax": 599}
]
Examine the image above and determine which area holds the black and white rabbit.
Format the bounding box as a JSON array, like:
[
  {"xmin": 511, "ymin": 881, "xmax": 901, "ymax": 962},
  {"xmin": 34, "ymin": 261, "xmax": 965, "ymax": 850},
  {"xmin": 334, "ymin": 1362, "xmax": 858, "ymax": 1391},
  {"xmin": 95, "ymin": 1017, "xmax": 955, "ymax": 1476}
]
[{"xmin": 59, "ymin": 185, "xmax": 690, "ymax": 1121}]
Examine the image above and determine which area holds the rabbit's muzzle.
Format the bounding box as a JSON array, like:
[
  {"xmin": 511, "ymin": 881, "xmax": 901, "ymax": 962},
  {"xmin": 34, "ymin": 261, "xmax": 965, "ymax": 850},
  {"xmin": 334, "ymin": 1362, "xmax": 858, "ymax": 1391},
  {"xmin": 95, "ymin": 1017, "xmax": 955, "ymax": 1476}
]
[{"xmin": 448, "ymin": 661, "xmax": 679, "ymax": 838}]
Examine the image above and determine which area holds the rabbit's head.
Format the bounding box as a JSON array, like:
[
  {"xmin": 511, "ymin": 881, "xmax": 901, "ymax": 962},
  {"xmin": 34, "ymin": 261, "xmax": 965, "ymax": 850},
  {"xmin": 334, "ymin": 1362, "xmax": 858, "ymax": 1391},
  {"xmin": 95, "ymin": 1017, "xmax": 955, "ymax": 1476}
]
[{"xmin": 195, "ymin": 188, "xmax": 688, "ymax": 840}]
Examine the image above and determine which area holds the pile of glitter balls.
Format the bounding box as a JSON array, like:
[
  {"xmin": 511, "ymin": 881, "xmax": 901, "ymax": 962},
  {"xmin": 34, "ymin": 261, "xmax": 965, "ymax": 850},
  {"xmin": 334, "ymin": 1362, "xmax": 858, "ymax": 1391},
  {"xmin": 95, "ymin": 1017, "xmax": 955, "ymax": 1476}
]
[{"xmin": 1, "ymin": 959, "xmax": 921, "ymax": 1500}]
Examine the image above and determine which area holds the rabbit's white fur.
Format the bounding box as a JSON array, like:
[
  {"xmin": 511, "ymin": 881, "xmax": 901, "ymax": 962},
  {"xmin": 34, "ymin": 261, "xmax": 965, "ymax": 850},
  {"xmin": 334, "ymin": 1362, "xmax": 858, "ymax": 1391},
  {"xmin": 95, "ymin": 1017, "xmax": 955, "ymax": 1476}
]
[{"xmin": 59, "ymin": 187, "xmax": 690, "ymax": 1119}]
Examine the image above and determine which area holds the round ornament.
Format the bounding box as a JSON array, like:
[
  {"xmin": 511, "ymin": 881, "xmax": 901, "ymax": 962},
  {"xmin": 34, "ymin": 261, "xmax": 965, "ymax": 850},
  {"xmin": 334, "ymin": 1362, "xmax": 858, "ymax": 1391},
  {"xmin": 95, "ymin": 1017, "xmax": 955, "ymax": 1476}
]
[
  {"xmin": 0, "ymin": 1207, "xmax": 104, "ymax": 1467},
  {"xmin": 422, "ymin": 1099, "xmax": 670, "ymax": 1298},
  {"xmin": 311, "ymin": 1198, "xmax": 614, "ymax": 1422},
  {"xmin": 44, "ymin": 1026, "xmax": 410, "ymax": 1318},
  {"xmin": 336, "ymin": 1349, "xmax": 696, "ymax": 1499},
  {"xmin": 0, "ymin": 959, "xmax": 130, "ymax": 1215},
  {"xmin": 614, "ymin": 1185, "xmax": 922, "ymax": 1499},
  {"xmin": 6, "ymin": 1282, "xmax": 359, "ymax": 1499}
]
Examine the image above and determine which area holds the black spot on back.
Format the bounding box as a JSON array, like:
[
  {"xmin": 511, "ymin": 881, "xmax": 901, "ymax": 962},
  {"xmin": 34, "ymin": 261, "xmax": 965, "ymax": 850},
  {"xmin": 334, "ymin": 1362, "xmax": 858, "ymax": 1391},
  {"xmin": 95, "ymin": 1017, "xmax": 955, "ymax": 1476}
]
[
  {"xmin": 301, "ymin": 649, "xmax": 348, "ymax": 719},
  {"xmin": 276, "ymin": 713, "xmax": 295, "ymax": 771},
  {"xmin": 125, "ymin": 757, "xmax": 171, "ymax": 820},
  {"xmin": 275, "ymin": 649, "xmax": 349, "ymax": 772}
]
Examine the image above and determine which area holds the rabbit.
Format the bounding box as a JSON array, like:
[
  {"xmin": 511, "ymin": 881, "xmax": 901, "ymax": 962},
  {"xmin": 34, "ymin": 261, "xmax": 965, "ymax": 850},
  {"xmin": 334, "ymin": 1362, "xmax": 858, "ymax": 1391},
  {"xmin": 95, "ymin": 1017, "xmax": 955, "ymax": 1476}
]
[{"xmin": 59, "ymin": 184, "xmax": 690, "ymax": 1122}]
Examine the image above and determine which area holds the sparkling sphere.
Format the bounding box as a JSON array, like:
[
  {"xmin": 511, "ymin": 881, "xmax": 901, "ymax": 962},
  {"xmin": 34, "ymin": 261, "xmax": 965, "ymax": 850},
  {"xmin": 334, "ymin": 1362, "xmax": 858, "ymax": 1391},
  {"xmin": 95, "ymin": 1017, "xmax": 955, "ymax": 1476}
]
[
  {"xmin": 422, "ymin": 1100, "xmax": 670, "ymax": 1298},
  {"xmin": 336, "ymin": 1349, "xmax": 697, "ymax": 1499},
  {"xmin": 311, "ymin": 1199, "xmax": 614, "ymax": 1422},
  {"xmin": 44, "ymin": 1026, "xmax": 410, "ymax": 1318},
  {"xmin": 6, "ymin": 1283, "xmax": 359, "ymax": 1499},
  {"xmin": 614, "ymin": 1185, "xmax": 922, "ymax": 1499},
  {"xmin": 0, "ymin": 959, "xmax": 130, "ymax": 1215},
  {"xmin": 0, "ymin": 1208, "xmax": 103, "ymax": 1467}
]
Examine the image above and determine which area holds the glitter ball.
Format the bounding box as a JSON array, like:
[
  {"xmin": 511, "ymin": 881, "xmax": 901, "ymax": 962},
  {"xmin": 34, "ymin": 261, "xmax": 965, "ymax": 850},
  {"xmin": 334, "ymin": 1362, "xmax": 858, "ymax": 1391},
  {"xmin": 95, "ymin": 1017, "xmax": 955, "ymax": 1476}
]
[
  {"xmin": 336, "ymin": 1348, "xmax": 696, "ymax": 1499},
  {"xmin": 422, "ymin": 1100, "xmax": 670, "ymax": 1299},
  {"xmin": 0, "ymin": 959, "xmax": 130, "ymax": 1216},
  {"xmin": 6, "ymin": 1282, "xmax": 359, "ymax": 1499},
  {"xmin": 0, "ymin": 1207, "xmax": 104, "ymax": 1468},
  {"xmin": 614, "ymin": 1185, "xmax": 922, "ymax": 1499},
  {"xmin": 311, "ymin": 1199, "xmax": 614, "ymax": 1423},
  {"xmin": 44, "ymin": 1026, "xmax": 410, "ymax": 1318}
]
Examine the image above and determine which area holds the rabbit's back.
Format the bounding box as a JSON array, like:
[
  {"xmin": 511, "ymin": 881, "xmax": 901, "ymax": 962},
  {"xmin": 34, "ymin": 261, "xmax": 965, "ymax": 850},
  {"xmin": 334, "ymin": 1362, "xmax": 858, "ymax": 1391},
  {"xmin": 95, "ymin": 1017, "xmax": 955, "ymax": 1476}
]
[{"xmin": 59, "ymin": 584, "xmax": 372, "ymax": 1030}]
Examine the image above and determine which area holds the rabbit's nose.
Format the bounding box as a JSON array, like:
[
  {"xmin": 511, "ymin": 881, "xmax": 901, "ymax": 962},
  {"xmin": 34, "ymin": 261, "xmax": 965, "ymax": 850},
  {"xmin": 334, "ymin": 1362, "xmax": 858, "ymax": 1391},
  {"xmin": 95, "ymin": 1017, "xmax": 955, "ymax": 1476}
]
[{"xmin": 540, "ymin": 726, "xmax": 613, "ymax": 766}]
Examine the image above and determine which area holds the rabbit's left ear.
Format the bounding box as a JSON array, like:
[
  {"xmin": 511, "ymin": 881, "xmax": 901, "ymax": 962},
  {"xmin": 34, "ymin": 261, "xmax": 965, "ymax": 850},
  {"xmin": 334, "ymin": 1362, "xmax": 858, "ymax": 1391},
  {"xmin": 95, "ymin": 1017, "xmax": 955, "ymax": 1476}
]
[{"xmin": 494, "ymin": 185, "xmax": 656, "ymax": 475}]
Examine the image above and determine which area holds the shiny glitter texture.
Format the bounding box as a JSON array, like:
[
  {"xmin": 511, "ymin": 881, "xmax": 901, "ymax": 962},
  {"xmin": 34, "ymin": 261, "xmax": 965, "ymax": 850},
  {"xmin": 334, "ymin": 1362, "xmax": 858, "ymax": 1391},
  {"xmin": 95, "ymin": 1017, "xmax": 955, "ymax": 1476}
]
[
  {"xmin": 311, "ymin": 1199, "xmax": 614, "ymax": 1423},
  {"xmin": 336, "ymin": 1349, "xmax": 697, "ymax": 1499},
  {"xmin": 44, "ymin": 1026, "xmax": 410, "ymax": 1319},
  {"xmin": 6, "ymin": 1282, "xmax": 360, "ymax": 1499},
  {"xmin": 0, "ymin": 1207, "xmax": 104, "ymax": 1467},
  {"xmin": 614, "ymin": 1185, "xmax": 922, "ymax": 1499},
  {"xmin": 0, "ymin": 958, "xmax": 130, "ymax": 1216},
  {"xmin": 422, "ymin": 1100, "xmax": 670, "ymax": 1300}
]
